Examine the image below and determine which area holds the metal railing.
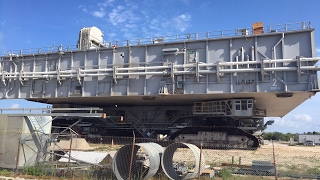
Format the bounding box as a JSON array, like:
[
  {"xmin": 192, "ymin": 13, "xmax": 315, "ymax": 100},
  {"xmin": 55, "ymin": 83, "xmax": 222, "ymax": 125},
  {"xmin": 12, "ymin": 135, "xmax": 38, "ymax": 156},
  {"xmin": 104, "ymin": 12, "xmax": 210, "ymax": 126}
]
[
  {"xmin": 0, "ymin": 107, "xmax": 102, "ymax": 115},
  {"xmin": 2, "ymin": 21, "xmax": 312, "ymax": 57}
]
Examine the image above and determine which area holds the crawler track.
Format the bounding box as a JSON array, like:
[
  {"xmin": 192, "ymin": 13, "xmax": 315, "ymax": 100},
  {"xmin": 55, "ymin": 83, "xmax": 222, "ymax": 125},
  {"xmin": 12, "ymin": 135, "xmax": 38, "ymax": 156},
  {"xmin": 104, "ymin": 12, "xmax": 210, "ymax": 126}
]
[{"xmin": 169, "ymin": 126, "xmax": 260, "ymax": 150}]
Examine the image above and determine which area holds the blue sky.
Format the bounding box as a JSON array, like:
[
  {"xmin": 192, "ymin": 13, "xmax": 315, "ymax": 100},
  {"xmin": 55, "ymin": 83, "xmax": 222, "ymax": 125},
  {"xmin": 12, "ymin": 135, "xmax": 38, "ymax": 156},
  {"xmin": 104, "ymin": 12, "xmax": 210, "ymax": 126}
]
[{"xmin": 0, "ymin": 0, "xmax": 319, "ymax": 133}]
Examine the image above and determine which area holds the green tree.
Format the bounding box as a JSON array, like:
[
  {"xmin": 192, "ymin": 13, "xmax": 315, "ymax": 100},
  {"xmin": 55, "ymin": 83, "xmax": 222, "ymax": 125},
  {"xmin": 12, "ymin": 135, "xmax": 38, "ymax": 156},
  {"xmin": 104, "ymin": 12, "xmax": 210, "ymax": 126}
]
[{"xmin": 263, "ymin": 132, "xmax": 296, "ymax": 141}]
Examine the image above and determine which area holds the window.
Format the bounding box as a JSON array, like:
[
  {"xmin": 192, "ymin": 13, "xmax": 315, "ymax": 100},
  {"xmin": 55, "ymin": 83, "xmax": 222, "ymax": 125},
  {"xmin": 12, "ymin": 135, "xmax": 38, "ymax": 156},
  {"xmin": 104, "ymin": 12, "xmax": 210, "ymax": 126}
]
[
  {"xmin": 241, "ymin": 100, "xmax": 247, "ymax": 110},
  {"xmin": 248, "ymin": 100, "xmax": 253, "ymax": 109},
  {"xmin": 75, "ymin": 86, "xmax": 82, "ymax": 94},
  {"xmin": 235, "ymin": 99, "xmax": 253, "ymax": 111},
  {"xmin": 235, "ymin": 100, "xmax": 241, "ymax": 111}
]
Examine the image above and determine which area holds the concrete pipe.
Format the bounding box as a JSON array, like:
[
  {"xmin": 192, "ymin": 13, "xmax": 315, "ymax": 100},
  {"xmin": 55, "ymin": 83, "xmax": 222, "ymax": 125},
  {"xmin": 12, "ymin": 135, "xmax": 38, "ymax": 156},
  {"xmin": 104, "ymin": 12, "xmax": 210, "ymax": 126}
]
[
  {"xmin": 161, "ymin": 143, "xmax": 205, "ymax": 180},
  {"xmin": 112, "ymin": 142, "xmax": 163, "ymax": 180}
]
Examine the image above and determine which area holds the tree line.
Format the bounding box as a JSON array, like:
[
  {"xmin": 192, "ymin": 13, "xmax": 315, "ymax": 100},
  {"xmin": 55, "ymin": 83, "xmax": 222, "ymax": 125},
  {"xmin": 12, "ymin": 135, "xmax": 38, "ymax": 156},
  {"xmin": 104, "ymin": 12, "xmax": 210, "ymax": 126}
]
[{"xmin": 263, "ymin": 131, "xmax": 320, "ymax": 141}]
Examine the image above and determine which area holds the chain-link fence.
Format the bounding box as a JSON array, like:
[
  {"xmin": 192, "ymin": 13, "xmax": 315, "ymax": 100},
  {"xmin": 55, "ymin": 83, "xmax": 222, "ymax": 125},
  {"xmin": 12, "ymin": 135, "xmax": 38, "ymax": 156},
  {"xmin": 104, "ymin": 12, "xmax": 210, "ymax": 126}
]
[
  {"xmin": 2, "ymin": 129, "xmax": 320, "ymax": 180},
  {"xmin": 1, "ymin": 117, "xmax": 312, "ymax": 180}
]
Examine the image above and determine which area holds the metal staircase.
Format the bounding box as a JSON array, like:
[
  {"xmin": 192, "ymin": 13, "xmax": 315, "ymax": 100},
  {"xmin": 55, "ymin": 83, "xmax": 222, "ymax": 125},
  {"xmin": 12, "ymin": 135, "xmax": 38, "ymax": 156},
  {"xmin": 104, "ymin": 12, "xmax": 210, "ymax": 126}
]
[
  {"xmin": 24, "ymin": 116, "xmax": 50, "ymax": 164},
  {"xmin": 27, "ymin": 116, "xmax": 45, "ymax": 134}
]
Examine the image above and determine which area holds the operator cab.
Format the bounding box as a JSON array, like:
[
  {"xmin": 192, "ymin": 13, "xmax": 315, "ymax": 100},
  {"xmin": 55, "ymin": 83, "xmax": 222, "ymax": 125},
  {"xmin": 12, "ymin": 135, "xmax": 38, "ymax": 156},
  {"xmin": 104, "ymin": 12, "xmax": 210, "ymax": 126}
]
[{"xmin": 193, "ymin": 99, "xmax": 259, "ymax": 117}]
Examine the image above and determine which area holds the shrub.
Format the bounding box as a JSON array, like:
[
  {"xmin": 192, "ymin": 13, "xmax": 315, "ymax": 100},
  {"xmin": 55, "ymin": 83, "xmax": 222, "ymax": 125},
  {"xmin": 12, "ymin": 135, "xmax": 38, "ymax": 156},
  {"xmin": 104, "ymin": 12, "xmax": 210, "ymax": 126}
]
[
  {"xmin": 0, "ymin": 169, "xmax": 13, "ymax": 176},
  {"xmin": 218, "ymin": 167, "xmax": 233, "ymax": 179},
  {"xmin": 23, "ymin": 166, "xmax": 45, "ymax": 176},
  {"xmin": 306, "ymin": 168, "xmax": 320, "ymax": 175}
]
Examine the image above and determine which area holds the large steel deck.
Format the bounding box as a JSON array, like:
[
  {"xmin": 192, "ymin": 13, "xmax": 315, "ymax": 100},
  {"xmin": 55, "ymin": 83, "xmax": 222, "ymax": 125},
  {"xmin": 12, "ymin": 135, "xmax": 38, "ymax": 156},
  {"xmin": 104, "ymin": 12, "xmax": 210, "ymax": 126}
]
[{"xmin": 0, "ymin": 21, "xmax": 319, "ymax": 117}]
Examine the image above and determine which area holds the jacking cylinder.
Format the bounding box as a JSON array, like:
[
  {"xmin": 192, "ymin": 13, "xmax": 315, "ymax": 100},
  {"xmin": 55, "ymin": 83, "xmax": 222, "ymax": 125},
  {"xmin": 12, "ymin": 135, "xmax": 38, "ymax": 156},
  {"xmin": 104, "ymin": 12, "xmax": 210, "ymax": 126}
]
[
  {"xmin": 161, "ymin": 143, "xmax": 206, "ymax": 180},
  {"xmin": 112, "ymin": 142, "xmax": 163, "ymax": 180}
]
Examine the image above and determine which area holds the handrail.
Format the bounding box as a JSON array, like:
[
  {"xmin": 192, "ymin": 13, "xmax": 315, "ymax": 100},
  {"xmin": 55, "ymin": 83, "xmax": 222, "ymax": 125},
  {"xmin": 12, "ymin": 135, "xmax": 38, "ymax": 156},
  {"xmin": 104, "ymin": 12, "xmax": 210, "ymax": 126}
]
[
  {"xmin": 1, "ymin": 21, "xmax": 312, "ymax": 57},
  {"xmin": 0, "ymin": 57, "xmax": 318, "ymax": 80},
  {"xmin": 0, "ymin": 107, "xmax": 102, "ymax": 114}
]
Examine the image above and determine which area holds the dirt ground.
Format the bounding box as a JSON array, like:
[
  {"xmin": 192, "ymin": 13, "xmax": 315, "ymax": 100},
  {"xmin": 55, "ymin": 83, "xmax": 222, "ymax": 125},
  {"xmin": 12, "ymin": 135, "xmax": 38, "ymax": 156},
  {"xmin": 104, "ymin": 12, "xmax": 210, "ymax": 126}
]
[
  {"xmin": 168, "ymin": 142, "xmax": 320, "ymax": 175},
  {"xmin": 2, "ymin": 142, "xmax": 320, "ymax": 179},
  {"xmin": 103, "ymin": 141, "xmax": 320, "ymax": 171}
]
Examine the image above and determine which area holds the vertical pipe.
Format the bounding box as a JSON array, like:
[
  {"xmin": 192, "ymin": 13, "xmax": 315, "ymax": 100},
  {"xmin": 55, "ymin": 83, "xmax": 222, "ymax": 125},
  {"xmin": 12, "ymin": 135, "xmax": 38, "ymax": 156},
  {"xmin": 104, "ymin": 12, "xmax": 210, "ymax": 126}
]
[
  {"xmin": 285, "ymin": 24, "xmax": 288, "ymax": 31},
  {"xmin": 144, "ymin": 46, "xmax": 147, "ymax": 95},
  {"xmin": 230, "ymin": 39, "xmax": 233, "ymax": 93},
  {"xmin": 206, "ymin": 40, "xmax": 209, "ymax": 93},
  {"xmin": 236, "ymin": 56, "xmax": 239, "ymax": 69},
  {"xmin": 255, "ymin": 37, "xmax": 258, "ymax": 65},
  {"xmin": 251, "ymin": 46, "xmax": 254, "ymax": 61},
  {"xmin": 70, "ymin": 52, "xmax": 74, "ymax": 69},
  {"xmin": 241, "ymin": 47, "xmax": 244, "ymax": 62},
  {"xmin": 268, "ymin": 25, "xmax": 271, "ymax": 33},
  {"xmin": 82, "ymin": 51, "xmax": 86, "ymax": 96},
  {"xmin": 96, "ymin": 52, "xmax": 100, "ymax": 96},
  {"xmin": 127, "ymin": 46, "xmax": 131, "ymax": 95},
  {"xmin": 256, "ymin": 73, "xmax": 259, "ymax": 92}
]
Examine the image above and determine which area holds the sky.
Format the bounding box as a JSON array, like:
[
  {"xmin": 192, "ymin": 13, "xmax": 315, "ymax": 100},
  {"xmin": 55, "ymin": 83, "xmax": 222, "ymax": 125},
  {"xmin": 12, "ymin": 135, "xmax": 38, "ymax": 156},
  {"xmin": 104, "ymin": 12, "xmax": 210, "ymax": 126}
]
[{"xmin": 0, "ymin": 0, "xmax": 320, "ymax": 133}]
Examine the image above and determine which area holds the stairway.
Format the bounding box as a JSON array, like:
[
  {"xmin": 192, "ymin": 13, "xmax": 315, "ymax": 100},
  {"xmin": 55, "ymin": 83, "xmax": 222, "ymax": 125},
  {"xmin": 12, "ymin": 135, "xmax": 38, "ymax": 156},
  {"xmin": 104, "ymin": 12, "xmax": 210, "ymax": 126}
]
[{"xmin": 27, "ymin": 116, "xmax": 45, "ymax": 133}]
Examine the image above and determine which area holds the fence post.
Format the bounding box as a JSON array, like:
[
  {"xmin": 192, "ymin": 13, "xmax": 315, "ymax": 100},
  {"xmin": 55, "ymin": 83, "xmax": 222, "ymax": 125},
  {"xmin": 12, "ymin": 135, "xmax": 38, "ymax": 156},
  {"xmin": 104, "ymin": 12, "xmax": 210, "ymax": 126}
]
[
  {"xmin": 272, "ymin": 140, "xmax": 278, "ymax": 180},
  {"xmin": 15, "ymin": 129, "xmax": 21, "ymax": 172},
  {"xmin": 128, "ymin": 131, "xmax": 135, "ymax": 180},
  {"xmin": 68, "ymin": 132, "xmax": 73, "ymax": 171},
  {"xmin": 198, "ymin": 141, "xmax": 203, "ymax": 180}
]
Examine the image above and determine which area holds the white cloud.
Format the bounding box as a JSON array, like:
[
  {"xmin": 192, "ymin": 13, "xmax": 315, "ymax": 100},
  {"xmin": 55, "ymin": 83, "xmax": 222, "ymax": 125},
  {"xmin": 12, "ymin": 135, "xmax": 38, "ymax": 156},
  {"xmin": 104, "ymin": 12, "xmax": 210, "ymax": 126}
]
[
  {"xmin": 267, "ymin": 117, "xmax": 300, "ymax": 129},
  {"xmin": 92, "ymin": 8, "xmax": 106, "ymax": 18},
  {"xmin": 107, "ymin": 32, "xmax": 117, "ymax": 38},
  {"xmin": 108, "ymin": 5, "xmax": 139, "ymax": 27},
  {"xmin": 11, "ymin": 103, "xmax": 20, "ymax": 108},
  {"xmin": 292, "ymin": 114, "xmax": 312, "ymax": 122},
  {"xmin": 265, "ymin": 113, "xmax": 319, "ymax": 133},
  {"xmin": 78, "ymin": 1, "xmax": 192, "ymax": 40},
  {"xmin": 173, "ymin": 14, "xmax": 191, "ymax": 32},
  {"xmin": 98, "ymin": 0, "xmax": 114, "ymax": 7},
  {"xmin": 78, "ymin": 5, "xmax": 88, "ymax": 13}
]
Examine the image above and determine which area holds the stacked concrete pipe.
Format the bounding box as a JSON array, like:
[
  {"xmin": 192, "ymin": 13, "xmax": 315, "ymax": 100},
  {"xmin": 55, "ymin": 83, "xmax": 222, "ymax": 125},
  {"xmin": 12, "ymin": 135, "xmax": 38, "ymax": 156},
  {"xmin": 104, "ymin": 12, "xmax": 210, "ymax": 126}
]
[
  {"xmin": 112, "ymin": 142, "xmax": 163, "ymax": 180},
  {"xmin": 112, "ymin": 142, "xmax": 205, "ymax": 180},
  {"xmin": 161, "ymin": 143, "xmax": 205, "ymax": 180}
]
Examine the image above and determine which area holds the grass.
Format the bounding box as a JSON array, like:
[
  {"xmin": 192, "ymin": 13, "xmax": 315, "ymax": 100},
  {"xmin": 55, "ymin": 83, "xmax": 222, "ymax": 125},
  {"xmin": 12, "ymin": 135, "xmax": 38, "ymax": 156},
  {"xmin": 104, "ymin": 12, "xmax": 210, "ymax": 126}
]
[
  {"xmin": 214, "ymin": 175, "xmax": 276, "ymax": 180},
  {"xmin": 217, "ymin": 167, "xmax": 233, "ymax": 179},
  {"xmin": 0, "ymin": 169, "xmax": 14, "ymax": 176},
  {"xmin": 306, "ymin": 167, "xmax": 320, "ymax": 175},
  {"xmin": 277, "ymin": 164, "xmax": 320, "ymax": 177},
  {"xmin": 23, "ymin": 166, "xmax": 45, "ymax": 176}
]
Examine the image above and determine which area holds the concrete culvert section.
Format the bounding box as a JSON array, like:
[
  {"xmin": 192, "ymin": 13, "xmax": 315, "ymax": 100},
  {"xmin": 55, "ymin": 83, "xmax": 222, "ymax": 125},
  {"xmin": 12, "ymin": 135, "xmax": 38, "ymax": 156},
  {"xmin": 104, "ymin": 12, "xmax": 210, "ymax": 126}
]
[
  {"xmin": 161, "ymin": 143, "xmax": 205, "ymax": 180},
  {"xmin": 112, "ymin": 142, "xmax": 163, "ymax": 180}
]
